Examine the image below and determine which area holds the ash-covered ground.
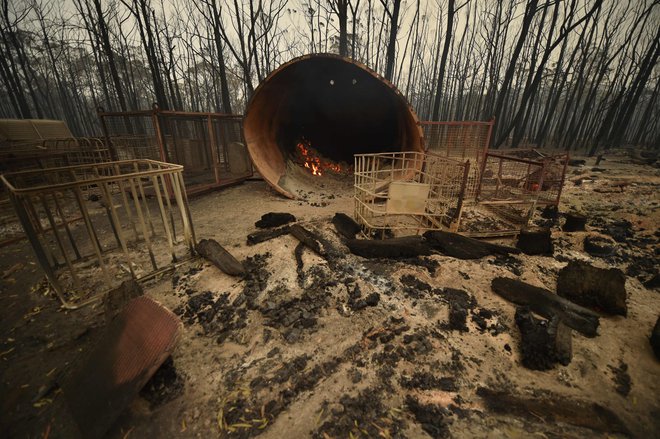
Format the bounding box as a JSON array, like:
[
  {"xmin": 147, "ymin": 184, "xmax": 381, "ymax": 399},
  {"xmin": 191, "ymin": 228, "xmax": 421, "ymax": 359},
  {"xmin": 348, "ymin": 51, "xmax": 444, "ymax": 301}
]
[{"xmin": 0, "ymin": 153, "xmax": 659, "ymax": 438}]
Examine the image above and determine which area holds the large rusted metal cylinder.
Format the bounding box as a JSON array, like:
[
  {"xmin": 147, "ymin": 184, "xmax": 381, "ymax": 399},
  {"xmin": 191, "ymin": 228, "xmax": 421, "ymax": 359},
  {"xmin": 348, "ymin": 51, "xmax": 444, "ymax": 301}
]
[{"xmin": 243, "ymin": 54, "xmax": 424, "ymax": 198}]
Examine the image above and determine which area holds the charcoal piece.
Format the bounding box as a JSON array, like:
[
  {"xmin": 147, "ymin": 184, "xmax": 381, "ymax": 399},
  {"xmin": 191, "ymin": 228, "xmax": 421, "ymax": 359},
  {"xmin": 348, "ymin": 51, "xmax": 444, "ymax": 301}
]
[
  {"xmin": 557, "ymin": 260, "xmax": 627, "ymax": 316},
  {"xmin": 255, "ymin": 212, "xmax": 296, "ymax": 229},
  {"xmin": 583, "ymin": 235, "xmax": 616, "ymax": 256},
  {"xmin": 516, "ymin": 229, "xmax": 553, "ymax": 255},
  {"xmin": 650, "ymin": 316, "xmax": 660, "ymax": 360},
  {"xmin": 332, "ymin": 213, "xmax": 361, "ymax": 240},
  {"xmin": 423, "ymin": 230, "xmax": 520, "ymax": 260},
  {"xmin": 247, "ymin": 226, "xmax": 290, "ymax": 245},
  {"xmin": 491, "ymin": 277, "xmax": 599, "ymax": 337},
  {"xmin": 515, "ymin": 307, "xmax": 572, "ymax": 370},
  {"xmin": 195, "ymin": 239, "xmax": 245, "ymax": 276},
  {"xmin": 563, "ymin": 212, "xmax": 587, "ymax": 232},
  {"xmin": 406, "ymin": 396, "xmax": 449, "ymax": 439},
  {"xmin": 347, "ymin": 236, "xmax": 432, "ymax": 258}
]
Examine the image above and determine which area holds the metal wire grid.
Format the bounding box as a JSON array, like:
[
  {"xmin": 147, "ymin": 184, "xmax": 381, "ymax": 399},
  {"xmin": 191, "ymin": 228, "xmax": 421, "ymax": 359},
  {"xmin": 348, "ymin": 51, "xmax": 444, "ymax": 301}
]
[
  {"xmin": 99, "ymin": 109, "xmax": 253, "ymax": 194},
  {"xmin": 354, "ymin": 151, "xmax": 469, "ymax": 238},
  {"xmin": 1, "ymin": 160, "xmax": 196, "ymax": 309},
  {"xmin": 421, "ymin": 120, "xmax": 494, "ymax": 199}
]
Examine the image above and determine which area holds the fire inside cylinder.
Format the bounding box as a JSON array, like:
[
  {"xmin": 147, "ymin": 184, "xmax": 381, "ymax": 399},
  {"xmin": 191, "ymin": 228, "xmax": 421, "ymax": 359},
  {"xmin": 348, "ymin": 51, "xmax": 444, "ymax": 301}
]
[{"xmin": 296, "ymin": 137, "xmax": 345, "ymax": 176}]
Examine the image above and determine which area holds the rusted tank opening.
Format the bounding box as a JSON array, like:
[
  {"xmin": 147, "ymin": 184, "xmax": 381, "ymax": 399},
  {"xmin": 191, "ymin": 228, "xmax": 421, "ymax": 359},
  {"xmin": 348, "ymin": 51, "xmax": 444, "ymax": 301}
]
[{"xmin": 244, "ymin": 54, "xmax": 423, "ymax": 198}]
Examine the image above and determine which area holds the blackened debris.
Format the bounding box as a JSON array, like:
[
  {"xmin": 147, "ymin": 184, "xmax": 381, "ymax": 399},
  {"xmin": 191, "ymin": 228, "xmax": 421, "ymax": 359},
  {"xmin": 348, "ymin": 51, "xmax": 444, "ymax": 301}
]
[
  {"xmin": 608, "ymin": 361, "xmax": 632, "ymax": 396},
  {"xmin": 516, "ymin": 229, "xmax": 553, "ymax": 255},
  {"xmin": 406, "ymin": 396, "xmax": 450, "ymax": 438},
  {"xmin": 314, "ymin": 388, "xmax": 405, "ymax": 439},
  {"xmin": 490, "ymin": 254, "xmax": 523, "ymax": 276},
  {"xmin": 436, "ymin": 288, "xmax": 476, "ymax": 332},
  {"xmin": 332, "ymin": 212, "xmax": 361, "ymax": 240},
  {"xmin": 652, "ymin": 316, "xmax": 660, "ymax": 360},
  {"xmin": 400, "ymin": 274, "xmax": 433, "ymax": 299},
  {"xmin": 255, "ymin": 212, "xmax": 296, "ymax": 229},
  {"xmin": 139, "ymin": 356, "xmax": 184, "ymax": 408},
  {"xmin": 400, "ymin": 371, "xmax": 458, "ymax": 392},
  {"xmin": 514, "ymin": 307, "xmax": 572, "ymax": 370},
  {"xmin": 347, "ymin": 283, "xmax": 380, "ymax": 310}
]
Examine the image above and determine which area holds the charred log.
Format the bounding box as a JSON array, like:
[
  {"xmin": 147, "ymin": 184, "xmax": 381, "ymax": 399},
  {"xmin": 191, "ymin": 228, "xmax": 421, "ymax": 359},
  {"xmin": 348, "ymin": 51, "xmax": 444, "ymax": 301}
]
[
  {"xmin": 347, "ymin": 236, "xmax": 432, "ymax": 259},
  {"xmin": 423, "ymin": 230, "xmax": 520, "ymax": 260},
  {"xmin": 491, "ymin": 277, "xmax": 600, "ymax": 337},
  {"xmin": 332, "ymin": 213, "xmax": 362, "ymax": 240},
  {"xmin": 247, "ymin": 226, "xmax": 291, "ymax": 245},
  {"xmin": 195, "ymin": 239, "xmax": 245, "ymax": 276}
]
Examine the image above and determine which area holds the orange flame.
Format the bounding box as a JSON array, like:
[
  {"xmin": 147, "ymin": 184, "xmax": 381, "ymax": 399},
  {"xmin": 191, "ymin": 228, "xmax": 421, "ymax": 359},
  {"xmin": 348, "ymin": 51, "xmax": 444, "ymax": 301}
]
[{"xmin": 297, "ymin": 138, "xmax": 343, "ymax": 176}]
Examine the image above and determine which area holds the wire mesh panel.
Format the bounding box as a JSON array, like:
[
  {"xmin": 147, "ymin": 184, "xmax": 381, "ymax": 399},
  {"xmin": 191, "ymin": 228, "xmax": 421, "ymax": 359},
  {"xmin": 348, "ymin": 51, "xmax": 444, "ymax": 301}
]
[
  {"xmin": 354, "ymin": 151, "xmax": 469, "ymax": 238},
  {"xmin": 1, "ymin": 160, "xmax": 196, "ymax": 308},
  {"xmin": 421, "ymin": 120, "xmax": 494, "ymax": 198},
  {"xmin": 456, "ymin": 152, "xmax": 546, "ymax": 236},
  {"xmin": 98, "ymin": 108, "xmax": 253, "ymax": 194},
  {"xmin": 0, "ymin": 138, "xmax": 112, "ymax": 245}
]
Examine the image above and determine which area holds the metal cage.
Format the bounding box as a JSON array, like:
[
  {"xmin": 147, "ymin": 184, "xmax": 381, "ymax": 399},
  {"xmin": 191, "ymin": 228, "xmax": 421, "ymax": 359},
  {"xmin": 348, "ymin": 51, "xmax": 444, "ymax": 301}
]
[
  {"xmin": 1, "ymin": 160, "xmax": 196, "ymax": 308},
  {"xmin": 98, "ymin": 107, "xmax": 253, "ymax": 195},
  {"xmin": 354, "ymin": 151, "xmax": 470, "ymax": 238}
]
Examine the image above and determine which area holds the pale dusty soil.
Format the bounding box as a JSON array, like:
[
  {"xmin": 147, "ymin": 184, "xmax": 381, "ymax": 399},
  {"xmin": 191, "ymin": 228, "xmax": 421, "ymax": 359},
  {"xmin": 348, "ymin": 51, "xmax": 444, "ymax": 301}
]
[{"xmin": 0, "ymin": 154, "xmax": 658, "ymax": 438}]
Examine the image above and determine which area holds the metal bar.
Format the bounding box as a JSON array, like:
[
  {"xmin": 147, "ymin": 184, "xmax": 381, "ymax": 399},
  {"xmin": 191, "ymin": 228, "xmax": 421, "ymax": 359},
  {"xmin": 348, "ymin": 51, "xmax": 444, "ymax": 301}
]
[
  {"xmin": 51, "ymin": 192, "xmax": 81, "ymax": 260},
  {"xmin": 171, "ymin": 172, "xmax": 195, "ymax": 253},
  {"xmin": 150, "ymin": 174, "xmax": 176, "ymax": 262},
  {"xmin": 207, "ymin": 115, "xmax": 221, "ymax": 184},
  {"xmin": 40, "ymin": 194, "xmax": 81, "ymax": 289},
  {"xmin": 10, "ymin": 194, "xmax": 71, "ymax": 307},
  {"xmin": 127, "ymin": 176, "xmax": 158, "ymax": 271},
  {"xmin": 132, "ymin": 162, "xmax": 157, "ymax": 237},
  {"xmin": 72, "ymin": 185, "xmax": 112, "ymax": 286},
  {"xmin": 98, "ymin": 179, "xmax": 136, "ymax": 279},
  {"xmin": 114, "ymin": 163, "xmax": 139, "ymax": 241}
]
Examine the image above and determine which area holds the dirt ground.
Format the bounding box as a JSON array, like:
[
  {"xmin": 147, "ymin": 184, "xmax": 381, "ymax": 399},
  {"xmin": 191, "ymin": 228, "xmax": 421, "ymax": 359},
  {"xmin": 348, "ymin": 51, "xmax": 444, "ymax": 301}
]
[{"xmin": 0, "ymin": 152, "xmax": 659, "ymax": 438}]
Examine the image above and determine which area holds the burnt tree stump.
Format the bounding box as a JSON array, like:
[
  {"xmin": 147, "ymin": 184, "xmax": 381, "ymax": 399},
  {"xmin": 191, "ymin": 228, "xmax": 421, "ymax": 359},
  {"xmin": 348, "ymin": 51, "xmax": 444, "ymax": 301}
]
[
  {"xmin": 557, "ymin": 260, "xmax": 627, "ymax": 316},
  {"xmin": 516, "ymin": 229, "xmax": 553, "ymax": 255},
  {"xmin": 195, "ymin": 239, "xmax": 245, "ymax": 276},
  {"xmin": 515, "ymin": 307, "xmax": 572, "ymax": 370},
  {"xmin": 563, "ymin": 212, "xmax": 587, "ymax": 232}
]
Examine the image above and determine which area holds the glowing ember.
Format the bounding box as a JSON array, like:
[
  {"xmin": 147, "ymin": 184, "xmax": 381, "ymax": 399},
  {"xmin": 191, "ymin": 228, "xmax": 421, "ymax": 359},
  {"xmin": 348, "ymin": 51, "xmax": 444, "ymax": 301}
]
[{"xmin": 296, "ymin": 138, "xmax": 343, "ymax": 176}]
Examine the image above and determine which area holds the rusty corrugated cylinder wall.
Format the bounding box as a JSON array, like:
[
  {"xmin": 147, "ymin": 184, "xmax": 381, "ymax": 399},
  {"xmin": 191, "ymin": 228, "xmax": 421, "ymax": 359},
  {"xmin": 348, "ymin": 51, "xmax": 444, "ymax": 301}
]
[{"xmin": 243, "ymin": 54, "xmax": 424, "ymax": 198}]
